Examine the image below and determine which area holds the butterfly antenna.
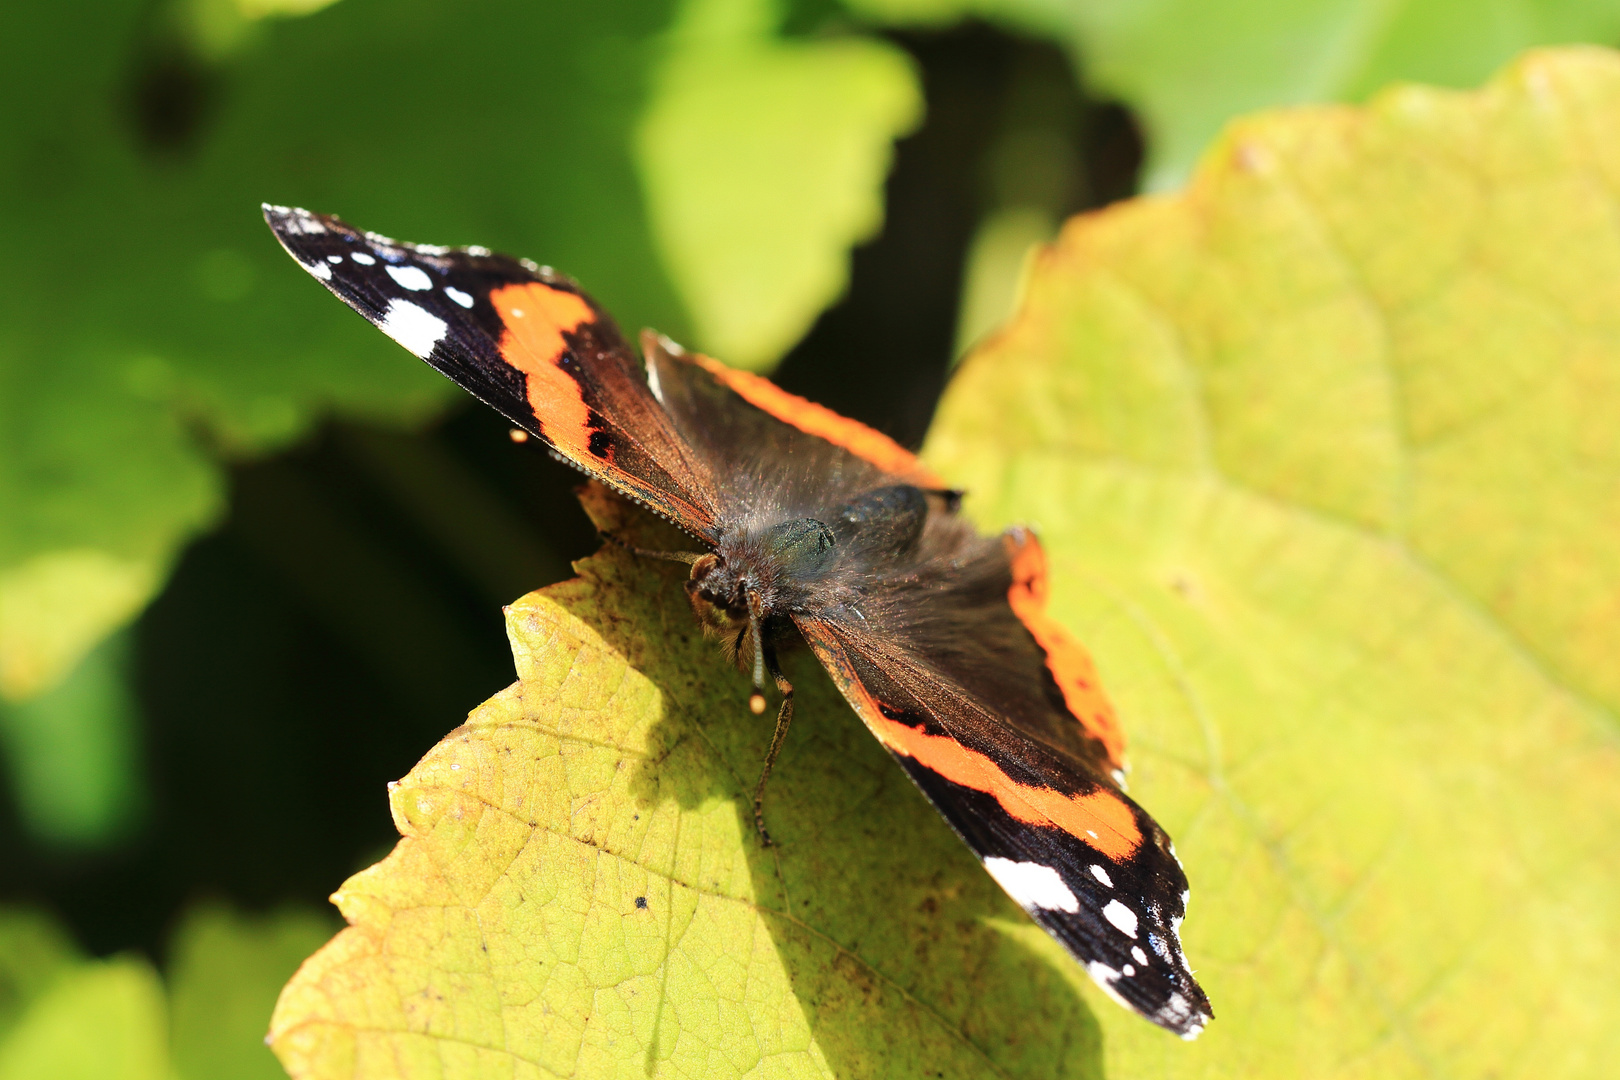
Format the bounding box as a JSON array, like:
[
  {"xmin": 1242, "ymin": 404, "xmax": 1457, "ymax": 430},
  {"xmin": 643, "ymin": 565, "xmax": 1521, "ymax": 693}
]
[{"xmin": 598, "ymin": 529, "xmax": 703, "ymax": 564}]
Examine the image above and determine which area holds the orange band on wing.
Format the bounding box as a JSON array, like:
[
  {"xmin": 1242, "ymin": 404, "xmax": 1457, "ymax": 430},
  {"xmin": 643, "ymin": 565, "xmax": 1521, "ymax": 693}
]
[
  {"xmin": 689, "ymin": 353, "xmax": 942, "ymax": 487},
  {"xmin": 800, "ymin": 617, "xmax": 1141, "ymax": 860},
  {"xmin": 875, "ymin": 709, "xmax": 1140, "ymax": 860},
  {"xmin": 491, "ymin": 282, "xmax": 595, "ymax": 459},
  {"xmin": 1004, "ymin": 530, "xmax": 1127, "ymax": 769}
]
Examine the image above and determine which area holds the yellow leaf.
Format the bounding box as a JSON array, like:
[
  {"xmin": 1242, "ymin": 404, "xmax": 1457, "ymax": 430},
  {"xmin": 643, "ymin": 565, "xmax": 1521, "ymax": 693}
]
[
  {"xmin": 270, "ymin": 490, "xmax": 1105, "ymax": 1080},
  {"xmin": 928, "ymin": 45, "xmax": 1620, "ymax": 1078}
]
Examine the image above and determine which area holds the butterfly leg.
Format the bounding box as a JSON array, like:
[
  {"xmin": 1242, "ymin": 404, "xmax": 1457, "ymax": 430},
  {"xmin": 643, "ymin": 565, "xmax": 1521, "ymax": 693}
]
[{"xmin": 751, "ymin": 647, "xmax": 795, "ymax": 848}]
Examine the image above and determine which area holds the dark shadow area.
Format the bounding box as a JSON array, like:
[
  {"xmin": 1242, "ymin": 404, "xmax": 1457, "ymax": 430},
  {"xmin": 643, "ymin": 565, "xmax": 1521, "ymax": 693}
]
[
  {"xmin": 773, "ymin": 23, "xmax": 1142, "ymax": 450},
  {"xmin": 124, "ymin": 1, "xmax": 227, "ymax": 157},
  {"xmin": 0, "ymin": 407, "xmax": 581, "ymax": 957}
]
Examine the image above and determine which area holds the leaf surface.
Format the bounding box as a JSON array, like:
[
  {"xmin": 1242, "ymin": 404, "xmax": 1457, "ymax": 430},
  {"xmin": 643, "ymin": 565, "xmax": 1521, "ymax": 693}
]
[
  {"xmin": 270, "ymin": 489, "xmax": 1105, "ymax": 1079},
  {"xmin": 926, "ymin": 45, "xmax": 1620, "ymax": 1078}
]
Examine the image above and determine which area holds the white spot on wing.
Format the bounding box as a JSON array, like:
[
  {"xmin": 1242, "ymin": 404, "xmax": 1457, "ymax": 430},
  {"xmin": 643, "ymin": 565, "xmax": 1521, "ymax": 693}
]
[
  {"xmin": 304, "ymin": 259, "xmax": 332, "ymax": 281},
  {"xmin": 268, "ymin": 206, "xmax": 326, "ymax": 234},
  {"xmin": 326, "ymin": 254, "xmax": 343, "ymax": 264},
  {"xmin": 1132, "ymin": 945, "xmax": 1148, "ymax": 965},
  {"xmin": 444, "ymin": 286, "xmax": 474, "ymax": 308},
  {"xmin": 378, "ymin": 298, "xmax": 447, "ymax": 359},
  {"xmin": 1084, "ymin": 961, "xmax": 1132, "ymax": 1011},
  {"xmin": 1090, "ymin": 864, "xmax": 1113, "ymax": 888},
  {"xmin": 351, "ymin": 252, "xmax": 376, "ymax": 265},
  {"xmin": 1122, "ymin": 964, "xmax": 1135, "ymax": 976},
  {"xmin": 386, "ymin": 264, "xmax": 433, "ymax": 291},
  {"xmin": 983, "ymin": 857, "xmax": 1079, "ymax": 913},
  {"xmin": 1103, "ymin": 899, "xmax": 1139, "ymax": 938}
]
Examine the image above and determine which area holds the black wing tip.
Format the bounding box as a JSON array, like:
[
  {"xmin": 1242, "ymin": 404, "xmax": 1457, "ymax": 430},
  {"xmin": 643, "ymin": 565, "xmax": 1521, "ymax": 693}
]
[
  {"xmin": 259, "ymin": 204, "xmax": 585, "ymax": 294},
  {"xmin": 1090, "ymin": 956, "xmax": 1211, "ymax": 1038},
  {"xmin": 260, "ymin": 205, "xmax": 403, "ymax": 254},
  {"xmin": 1084, "ymin": 949, "xmax": 1212, "ymax": 1039},
  {"xmin": 1161, "ymin": 987, "xmax": 1214, "ymax": 1040}
]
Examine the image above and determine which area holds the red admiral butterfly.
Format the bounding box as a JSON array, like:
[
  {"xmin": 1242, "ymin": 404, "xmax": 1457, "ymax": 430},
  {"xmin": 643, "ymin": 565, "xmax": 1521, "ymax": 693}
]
[{"xmin": 264, "ymin": 205, "xmax": 1212, "ymax": 1038}]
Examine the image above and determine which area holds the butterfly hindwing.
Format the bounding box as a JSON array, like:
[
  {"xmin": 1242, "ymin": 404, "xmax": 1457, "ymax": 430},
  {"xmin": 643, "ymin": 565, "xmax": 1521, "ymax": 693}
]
[
  {"xmin": 795, "ymin": 610, "xmax": 1211, "ymax": 1038},
  {"xmin": 263, "ymin": 205, "xmax": 721, "ymax": 540},
  {"xmin": 642, "ymin": 332, "xmax": 943, "ymax": 489}
]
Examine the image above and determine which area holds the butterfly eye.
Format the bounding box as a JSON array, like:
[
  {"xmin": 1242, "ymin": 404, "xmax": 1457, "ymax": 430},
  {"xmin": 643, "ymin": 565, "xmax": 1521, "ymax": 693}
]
[{"xmin": 762, "ymin": 517, "xmax": 837, "ymax": 575}]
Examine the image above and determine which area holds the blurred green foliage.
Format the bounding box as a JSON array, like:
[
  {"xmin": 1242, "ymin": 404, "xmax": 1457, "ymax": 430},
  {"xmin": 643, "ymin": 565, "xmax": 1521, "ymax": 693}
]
[
  {"xmin": 0, "ymin": 632, "xmax": 144, "ymax": 847},
  {"xmin": 637, "ymin": 0, "xmax": 922, "ymax": 366},
  {"xmin": 847, "ymin": 0, "xmax": 1620, "ymax": 187},
  {"xmin": 0, "ymin": 904, "xmax": 335, "ymax": 1080},
  {"xmin": 169, "ymin": 904, "xmax": 338, "ymax": 1080},
  {"xmin": 0, "ymin": 0, "xmax": 917, "ymax": 849}
]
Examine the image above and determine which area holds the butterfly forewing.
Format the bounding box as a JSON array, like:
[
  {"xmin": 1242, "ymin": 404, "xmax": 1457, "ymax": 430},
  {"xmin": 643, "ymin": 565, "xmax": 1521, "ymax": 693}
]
[{"xmin": 263, "ymin": 205, "xmax": 722, "ymax": 540}]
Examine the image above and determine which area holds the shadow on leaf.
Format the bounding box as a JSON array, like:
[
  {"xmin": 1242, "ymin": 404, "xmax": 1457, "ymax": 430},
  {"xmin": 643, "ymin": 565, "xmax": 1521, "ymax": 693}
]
[
  {"xmin": 268, "ymin": 483, "xmax": 1101, "ymax": 1079},
  {"xmin": 556, "ymin": 486, "xmax": 1106, "ymax": 1079}
]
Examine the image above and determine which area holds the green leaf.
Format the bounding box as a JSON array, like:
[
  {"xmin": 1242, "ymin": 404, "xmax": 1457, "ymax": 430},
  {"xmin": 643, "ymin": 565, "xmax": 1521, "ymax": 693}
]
[
  {"xmin": 0, "ymin": 955, "xmax": 169, "ymax": 1080},
  {"xmin": 842, "ymin": 0, "xmax": 1620, "ymax": 188},
  {"xmin": 0, "ymin": 0, "xmax": 688, "ymax": 700},
  {"xmin": 0, "ymin": 909, "xmax": 82, "ymax": 1039},
  {"xmin": 926, "ymin": 45, "xmax": 1620, "ymax": 1076},
  {"xmin": 954, "ymin": 206, "xmax": 1055, "ymax": 358},
  {"xmin": 0, "ymin": 629, "xmax": 146, "ymax": 848},
  {"xmin": 169, "ymin": 903, "xmax": 339, "ymax": 1080},
  {"xmin": 269, "ymin": 487, "xmax": 1104, "ymax": 1080},
  {"xmin": 635, "ymin": 0, "xmax": 922, "ymax": 369}
]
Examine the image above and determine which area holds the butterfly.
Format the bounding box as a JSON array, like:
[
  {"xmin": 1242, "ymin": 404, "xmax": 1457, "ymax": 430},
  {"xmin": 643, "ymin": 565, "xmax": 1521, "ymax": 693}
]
[{"xmin": 263, "ymin": 204, "xmax": 1212, "ymax": 1038}]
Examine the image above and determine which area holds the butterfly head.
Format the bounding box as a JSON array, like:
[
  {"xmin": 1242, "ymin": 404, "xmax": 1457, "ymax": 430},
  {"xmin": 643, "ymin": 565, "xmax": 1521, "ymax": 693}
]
[{"xmin": 685, "ymin": 517, "xmax": 836, "ymax": 630}]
